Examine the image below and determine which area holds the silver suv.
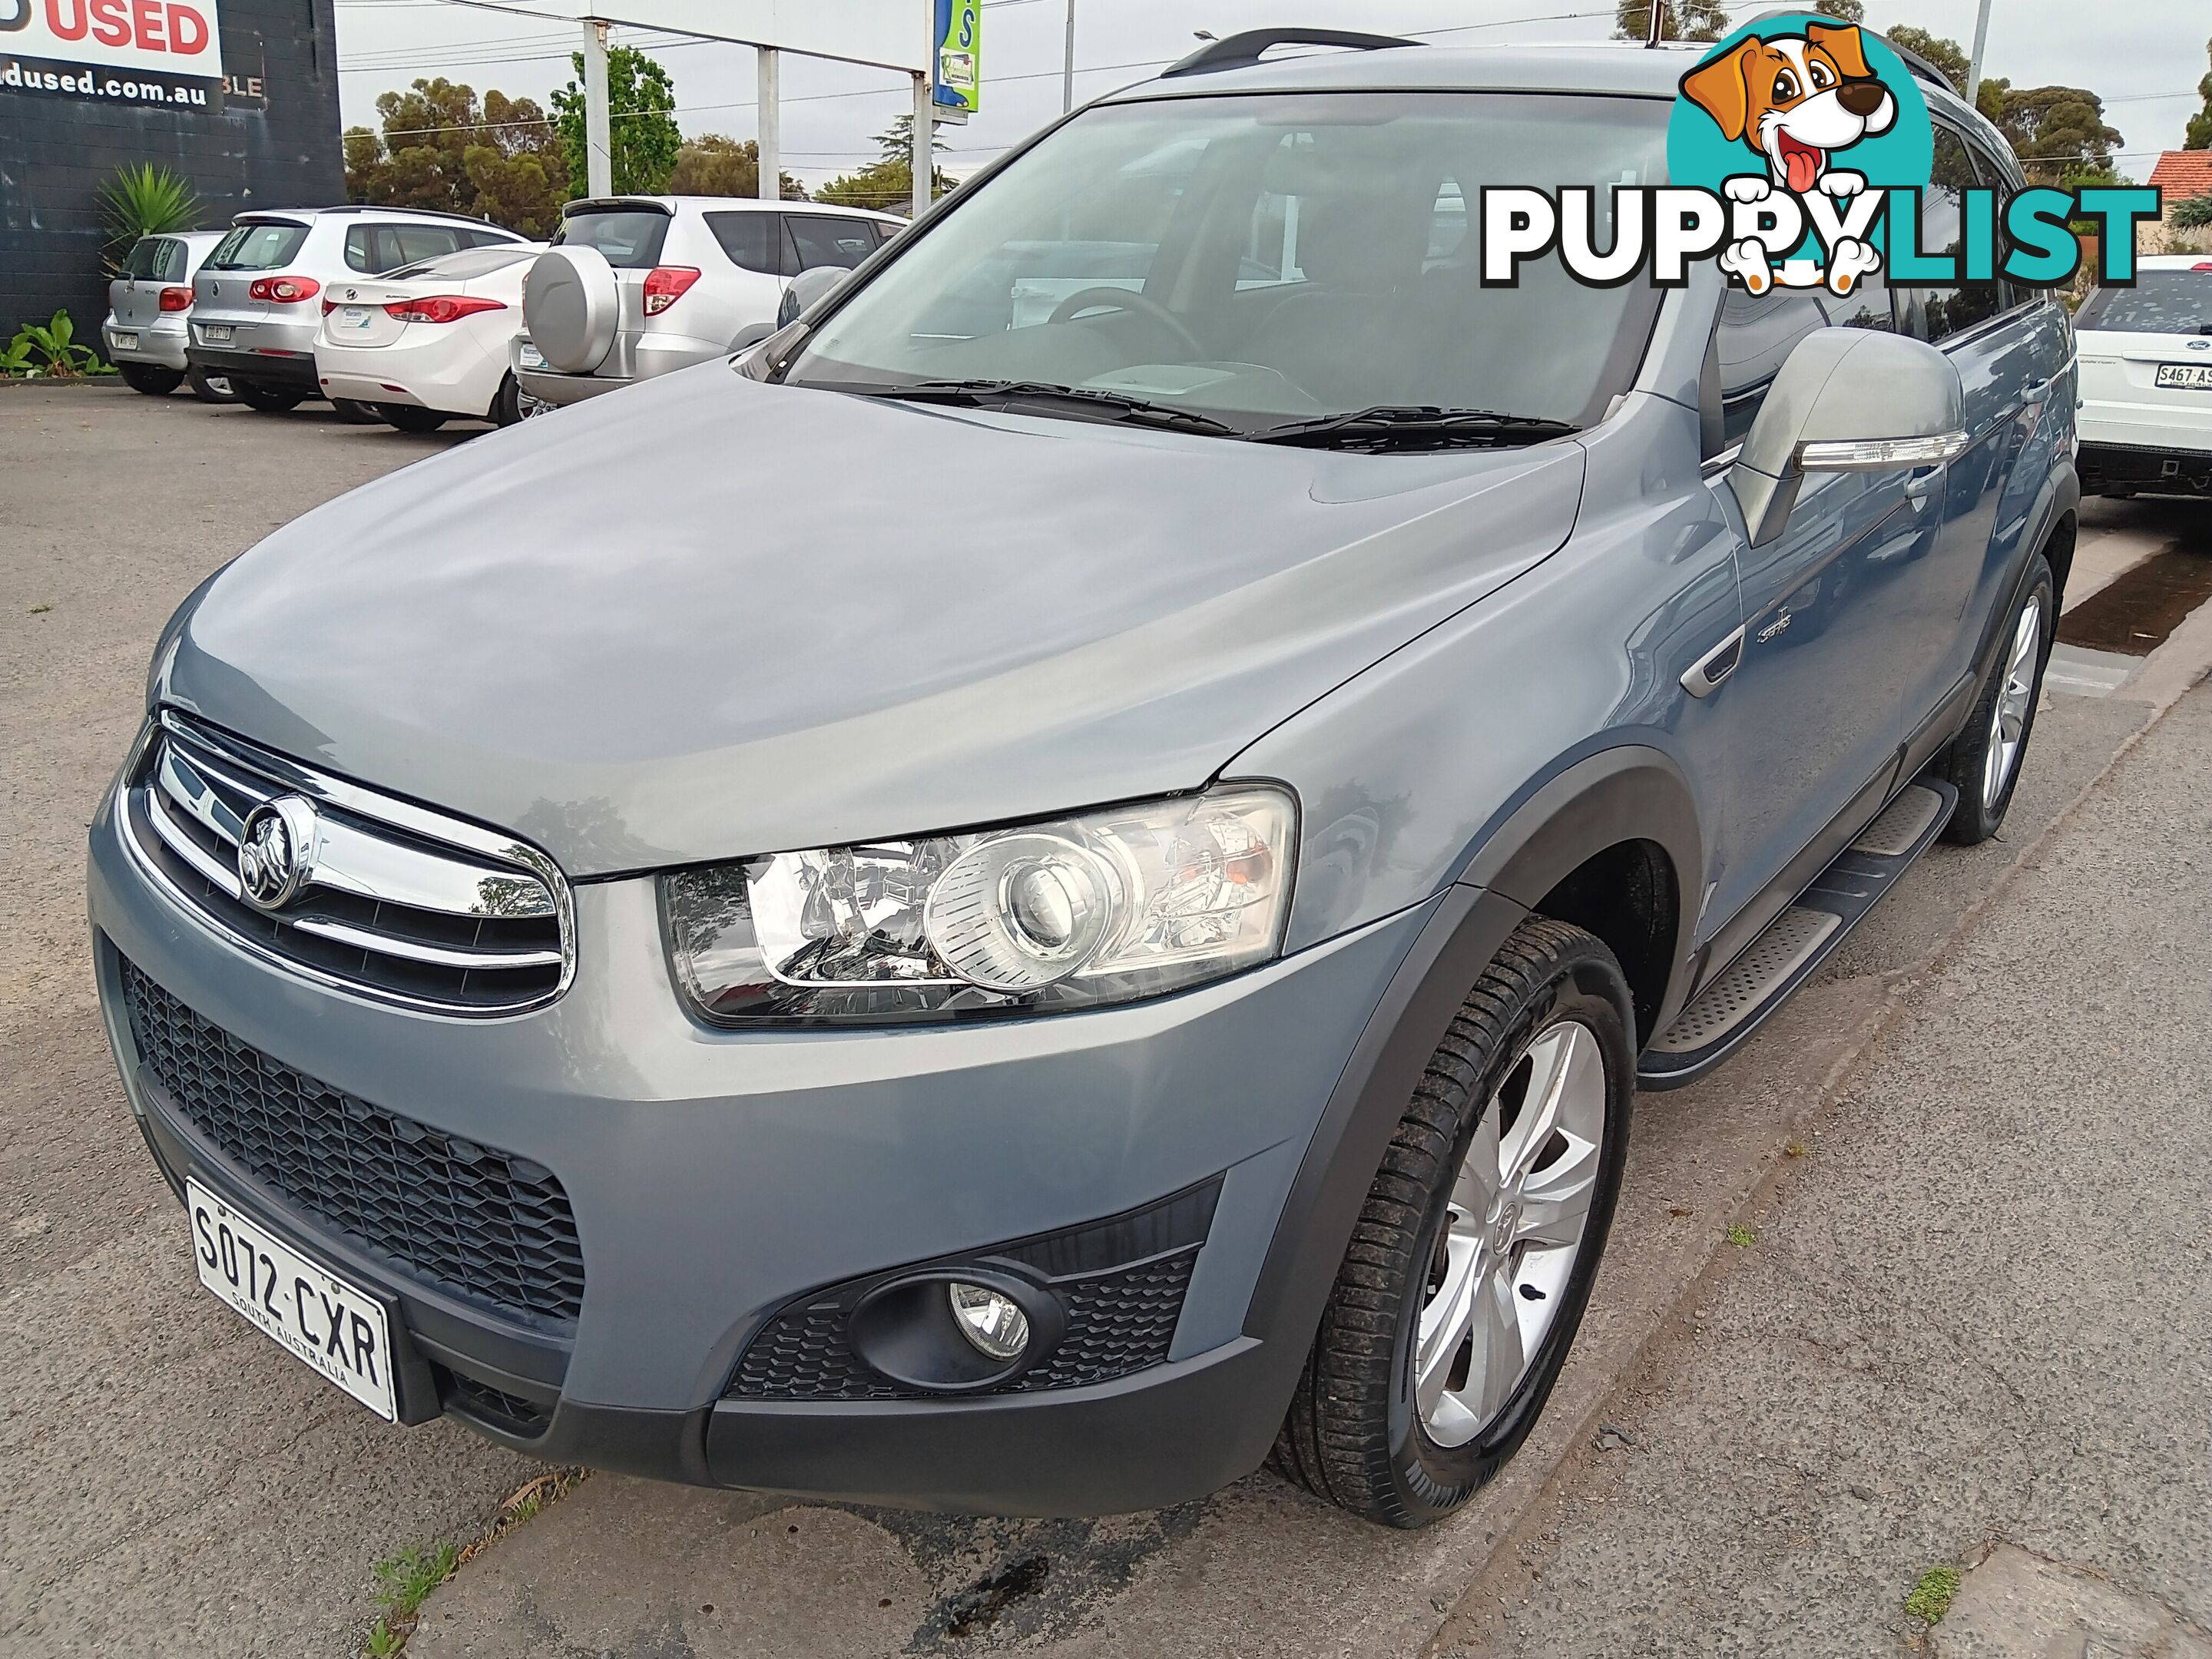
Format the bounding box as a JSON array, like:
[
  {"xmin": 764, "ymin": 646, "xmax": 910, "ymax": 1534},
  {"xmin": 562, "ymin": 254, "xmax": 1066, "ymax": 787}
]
[
  {"xmin": 187, "ymin": 207, "xmax": 530, "ymax": 414},
  {"xmin": 515, "ymin": 196, "xmax": 902, "ymax": 408}
]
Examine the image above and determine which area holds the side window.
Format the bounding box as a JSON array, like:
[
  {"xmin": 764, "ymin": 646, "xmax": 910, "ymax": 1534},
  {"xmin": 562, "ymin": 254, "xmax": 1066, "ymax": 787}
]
[
  {"xmin": 704, "ymin": 211, "xmax": 783, "ymax": 275},
  {"xmin": 786, "ymin": 214, "xmax": 879, "ymax": 272},
  {"xmin": 344, "ymin": 224, "xmax": 376, "ymax": 272},
  {"xmin": 1896, "ymin": 127, "xmax": 2005, "ymax": 343}
]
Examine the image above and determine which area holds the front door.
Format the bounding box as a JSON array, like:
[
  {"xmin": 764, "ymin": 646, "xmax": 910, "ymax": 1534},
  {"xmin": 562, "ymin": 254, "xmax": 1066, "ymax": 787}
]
[{"xmin": 1698, "ymin": 272, "xmax": 1936, "ymax": 939}]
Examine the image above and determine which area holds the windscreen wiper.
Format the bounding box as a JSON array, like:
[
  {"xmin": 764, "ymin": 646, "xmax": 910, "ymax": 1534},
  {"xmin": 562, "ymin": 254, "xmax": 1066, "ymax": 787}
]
[
  {"xmin": 1251, "ymin": 405, "xmax": 1580, "ymax": 452},
  {"xmin": 864, "ymin": 379, "xmax": 1245, "ymax": 437}
]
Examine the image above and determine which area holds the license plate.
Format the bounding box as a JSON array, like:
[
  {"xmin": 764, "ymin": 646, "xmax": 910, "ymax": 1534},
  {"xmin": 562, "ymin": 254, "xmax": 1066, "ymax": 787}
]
[
  {"xmin": 2154, "ymin": 363, "xmax": 2212, "ymax": 390},
  {"xmin": 518, "ymin": 342, "xmax": 545, "ymax": 369},
  {"xmin": 185, "ymin": 1178, "xmax": 397, "ymax": 1421},
  {"xmin": 113, "ymin": 331, "xmax": 138, "ymax": 350},
  {"xmin": 200, "ymin": 323, "xmax": 233, "ymax": 343},
  {"xmin": 339, "ymin": 306, "xmax": 373, "ymax": 331}
]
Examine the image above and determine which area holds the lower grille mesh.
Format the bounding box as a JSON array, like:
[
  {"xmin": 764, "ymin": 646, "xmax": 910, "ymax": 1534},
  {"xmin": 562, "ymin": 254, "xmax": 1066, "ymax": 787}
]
[
  {"xmin": 122, "ymin": 960, "xmax": 586, "ymax": 1324},
  {"xmin": 726, "ymin": 1181, "xmax": 1217, "ymax": 1402}
]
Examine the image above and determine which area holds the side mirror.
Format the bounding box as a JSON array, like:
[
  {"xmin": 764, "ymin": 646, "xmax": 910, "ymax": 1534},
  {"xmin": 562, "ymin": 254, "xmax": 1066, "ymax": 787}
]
[
  {"xmin": 728, "ymin": 321, "xmax": 775, "ymax": 353},
  {"xmin": 777, "ymin": 266, "xmax": 852, "ymax": 330},
  {"xmin": 1730, "ymin": 328, "xmax": 1969, "ymax": 548}
]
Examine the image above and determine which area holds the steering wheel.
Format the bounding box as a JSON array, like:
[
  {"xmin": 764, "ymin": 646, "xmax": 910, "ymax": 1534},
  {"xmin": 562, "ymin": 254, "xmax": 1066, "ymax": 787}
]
[{"xmin": 1045, "ymin": 286, "xmax": 1205, "ymax": 359}]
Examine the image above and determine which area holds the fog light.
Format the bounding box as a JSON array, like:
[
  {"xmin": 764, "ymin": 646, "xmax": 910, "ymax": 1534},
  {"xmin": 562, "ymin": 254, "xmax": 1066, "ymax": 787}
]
[{"xmin": 948, "ymin": 1282, "xmax": 1030, "ymax": 1362}]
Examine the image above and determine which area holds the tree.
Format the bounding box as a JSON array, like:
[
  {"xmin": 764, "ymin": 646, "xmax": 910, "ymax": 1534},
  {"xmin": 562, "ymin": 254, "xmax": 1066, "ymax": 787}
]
[
  {"xmin": 344, "ymin": 79, "xmax": 568, "ymax": 236},
  {"xmin": 2186, "ymin": 38, "xmax": 2211, "ymax": 151},
  {"xmin": 1883, "ymin": 25, "xmax": 1969, "ymax": 92},
  {"xmin": 665, "ymin": 134, "xmax": 806, "ymax": 200},
  {"xmin": 1614, "ymin": 1, "xmax": 1727, "ymax": 43},
  {"xmin": 2172, "ymin": 194, "xmax": 2212, "ymax": 230},
  {"xmin": 1985, "ymin": 84, "xmax": 2124, "ymax": 185},
  {"xmin": 551, "ymin": 45, "xmax": 680, "ymax": 197},
  {"xmin": 1813, "ymin": 0, "xmax": 1865, "ymax": 21},
  {"xmin": 816, "ymin": 114, "xmax": 951, "ymax": 212}
]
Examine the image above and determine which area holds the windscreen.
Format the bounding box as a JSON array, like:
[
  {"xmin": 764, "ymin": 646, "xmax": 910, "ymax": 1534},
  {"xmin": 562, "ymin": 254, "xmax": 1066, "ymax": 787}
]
[
  {"xmin": 785, "ymin": 91, "xmax": 1671, "ymax": 430},
  {"xmin": 205, "ymin": 220, "xmax": 310, "ymax": 271},
  {"xmin": 2078, "ymin": 269, "xmax": 2212, "ymax": 336},
  {"xmin": 555, "ymin": 209, "xmax": 671, "ymax": 269}
]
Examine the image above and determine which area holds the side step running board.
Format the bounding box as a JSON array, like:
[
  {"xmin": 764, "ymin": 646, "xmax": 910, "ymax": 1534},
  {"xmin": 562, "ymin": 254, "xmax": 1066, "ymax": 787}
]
[{"xmin": 1637, "ymin": 780, "xmax": 1957, "ymax": 1089}]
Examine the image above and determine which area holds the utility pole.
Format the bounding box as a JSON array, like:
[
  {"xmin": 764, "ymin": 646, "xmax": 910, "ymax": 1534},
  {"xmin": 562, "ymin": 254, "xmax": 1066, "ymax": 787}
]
[
  {"xmin": 582, "ymin": 18, "xmax": 612, "ymax": 197},
  {"xmin": 911, "ymin": 71, "xmax": 933, "ymax": 222},
  {"xmin": 1644, "ymin": 0, "xmax": 1665, "ymax": 48},
  {"xmin": 1965, "ymin": 0, "xmax": 1994, "ymax": 107},
  {"xmin": 1061, "ymin": 0, "xmax": 1075, "ymax": 113},
  {"xmin": 756, "ymin": 46, "xmax": 780, "ymax": 201}
]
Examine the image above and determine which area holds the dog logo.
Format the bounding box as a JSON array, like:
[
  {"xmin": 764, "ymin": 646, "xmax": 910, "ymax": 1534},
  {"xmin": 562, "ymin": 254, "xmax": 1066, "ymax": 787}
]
[{"xmin": 1667, "ymin": 15, "xmax": 1932, "ymax": 298}]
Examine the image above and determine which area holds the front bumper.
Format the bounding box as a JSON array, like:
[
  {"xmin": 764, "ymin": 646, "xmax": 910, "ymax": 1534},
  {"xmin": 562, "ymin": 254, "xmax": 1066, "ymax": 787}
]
[
  {"xmin": 89, "ymin": 782, "xmax": 1433, "ymax": 1512},
  {"xmin": 104, "ymin": 314, "xmax": 190, "ymax": 370}
]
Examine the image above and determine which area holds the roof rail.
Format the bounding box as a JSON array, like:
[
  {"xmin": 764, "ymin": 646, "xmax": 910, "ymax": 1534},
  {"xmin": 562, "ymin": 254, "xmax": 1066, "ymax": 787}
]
[
  {"xmin": 1726, "ymin": 9, "xmax": 1958, "ymax": 94},
  {"xmin": 1160, "ymin": 28, "xmax": 1420, "ymax": 78}
]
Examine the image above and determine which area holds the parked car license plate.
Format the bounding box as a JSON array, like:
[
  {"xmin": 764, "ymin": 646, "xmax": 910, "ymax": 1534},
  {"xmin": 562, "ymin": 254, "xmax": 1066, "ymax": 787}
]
[
  {"xmin": 2154, "ymin": 363, "xmax": 2212, "ymax": 390},
  {"xmin": 337, "ymin": 305, "xmax": 374, "ymax": 330},
  {"xmin": 184, "ymin": 1178, "xmax": 397, "ymax": 1420},
  {"xmin": 200, "ymin": 323, "xmax": 233, "ymax": 343},
  {"xmin": 113, "ymin": 331, "xmax": 138, "ymax": 350},
  {"xmin": 518, "ymin": 341, "xmax": 546, "ymax": 369}
]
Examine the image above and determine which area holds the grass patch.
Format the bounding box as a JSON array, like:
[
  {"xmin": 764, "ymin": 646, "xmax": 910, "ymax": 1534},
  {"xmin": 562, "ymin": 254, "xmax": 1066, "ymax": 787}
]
[
  {"xmin": 1905, "ymin": 1565, "xmax": 1962, "ymax": 1624},
  {"xmin": 29, "ymin": 603, "xmax": 52, "ymax": 614},
  {"xmin": 1783, "ymin": 1139, "xmax": 1806, "ymax": 1157},
  {"xmin": 359, "ymin": 1471, "xmax": 584, "ymax": 1655},
  {"xmin": 1724, "ymin": 1224, "xmax": 1756, "ymax": 1247}
]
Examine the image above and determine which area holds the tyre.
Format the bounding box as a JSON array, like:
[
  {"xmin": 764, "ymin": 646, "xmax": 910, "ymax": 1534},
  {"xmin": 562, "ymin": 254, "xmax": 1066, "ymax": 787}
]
[
  {"xmin": 233, "ymin": 380, "xmax": 304, "ymax": 414},
  {"xmin": 490, "ymin": 372, "xmax": 522, "ymax": 428},
  {"xmin": 375, "ymin": 404, "xmax": 449, "ymax": 433},
  {"xmin": 187, "ymin": 366, "xmax": 238, "ymax": 403},
  {"xmin": 1273, "ymin": 917, "xmax": 1635, "ymax": 1527},
  {"xmin": 118, "ymin": 362, "xmax": 184, "ymax": 396},
  {"xmin": 1934, "ymin": 552, "xmax": 2054, "ymax": 846},
  {"xmin": 330, "ymin": 398, "xmax": 382, "ymax": 424}
]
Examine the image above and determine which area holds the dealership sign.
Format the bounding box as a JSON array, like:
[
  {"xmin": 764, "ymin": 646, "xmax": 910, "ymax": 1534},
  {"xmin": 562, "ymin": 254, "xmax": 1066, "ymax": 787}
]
[{"xmin": 1, "ymin": 0, "xmax": 224, "ymax": 85}]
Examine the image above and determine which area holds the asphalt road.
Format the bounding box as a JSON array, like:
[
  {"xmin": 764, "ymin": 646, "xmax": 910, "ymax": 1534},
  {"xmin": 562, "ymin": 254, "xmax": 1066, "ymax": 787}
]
[{"xmin": 2, "ymin": 381, "xmax": 2206, "ymax": 1657}]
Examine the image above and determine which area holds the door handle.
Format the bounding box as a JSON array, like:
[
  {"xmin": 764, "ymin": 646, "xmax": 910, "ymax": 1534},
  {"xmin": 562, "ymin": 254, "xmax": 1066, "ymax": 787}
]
[{"xmin": 1681, "ymin": 626, "xmax": 1744, "ymax": 699}]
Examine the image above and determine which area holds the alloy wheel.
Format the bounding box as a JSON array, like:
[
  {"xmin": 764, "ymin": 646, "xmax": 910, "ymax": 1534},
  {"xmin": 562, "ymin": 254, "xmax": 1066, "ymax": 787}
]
[
  {"xmin": 1415, "ymin": 1018, "xmax": 1607, "ymax": 1448},
  {"xmin": 1983, "ymin": 594, "xmax": 2043, "ymax": 811}
]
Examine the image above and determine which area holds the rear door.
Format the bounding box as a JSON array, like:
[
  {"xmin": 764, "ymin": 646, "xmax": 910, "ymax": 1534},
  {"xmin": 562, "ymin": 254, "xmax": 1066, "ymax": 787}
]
[{"xmin": 1891, "ymin": 124, "xmax": 2071, "ymax": 730}]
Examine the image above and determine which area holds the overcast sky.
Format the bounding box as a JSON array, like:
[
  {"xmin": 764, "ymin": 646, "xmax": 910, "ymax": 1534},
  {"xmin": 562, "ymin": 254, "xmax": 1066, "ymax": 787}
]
[{"xmin": 330, "ymin": 0, "xmax": 2211, "ymax": 189}]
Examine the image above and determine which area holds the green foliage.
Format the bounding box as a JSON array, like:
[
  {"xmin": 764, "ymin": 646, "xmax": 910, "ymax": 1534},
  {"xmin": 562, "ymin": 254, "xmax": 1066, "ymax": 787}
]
[
  {"xmin": 551, "ymin": 45, "xmax": 680, "ymax": 196},
  {"xmin": 3, "ymin": 310, "xmax": 111, "ymax": 378},
  {"xmin": 2187, "ymin": 38, "xmax": 2211, "ymax": 151},
  {"xmin": 1724, "ymin": 1224, "xmax": 1755, "ymax": 1247},
  {"xmin": 816, "ymin": 114, "xmax": 949, "ymax": 212},
  {"xmin": 345, "ymin": 79, "xmax": 568, "ymax": 237},
  {"xmin": 98, "ymin": 164, "xmax": 200, "ymax": 270},
  {"xmin": 1614, "ymin": 1, "xmax": 1727, "ymax": 43},
  {"xmin": 2173, "ymin": 194, "xmax": 2212, "ymax": 230},
  {"xmin": 1989, "ymin": 84, "xmax": 2124, "ymax": 185},
  {"xmin": 1884, "ymin": 25, "xmax": 1968, "ymax": 93},
  {"xmin": 1904, "ymin": 1565, "xmax": 1962, "ymax": 1624},
  {"xmin": 666, "ymin": 134, "xmax": 807, "ymax": 200},
  {"xmin": 1812, "ymin": 0, "xmax": 1864, "ymax": 20},
  {"xmin": 362, "ymin": 1541, "xmax": 462, "ymax": 1656}
]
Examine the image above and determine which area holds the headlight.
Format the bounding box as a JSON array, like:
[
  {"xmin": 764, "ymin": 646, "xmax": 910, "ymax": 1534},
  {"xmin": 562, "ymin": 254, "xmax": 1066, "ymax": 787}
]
[{"xmin": 661, "ymin": 783, "xmax": 1296, "ymax": 1025}]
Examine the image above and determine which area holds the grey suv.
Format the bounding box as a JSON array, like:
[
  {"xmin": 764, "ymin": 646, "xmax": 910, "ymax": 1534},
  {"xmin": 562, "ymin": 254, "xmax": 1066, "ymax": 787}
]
[{"xmin": 91, "ymin": 32, "xmax": 2075, "ymax": 1526}]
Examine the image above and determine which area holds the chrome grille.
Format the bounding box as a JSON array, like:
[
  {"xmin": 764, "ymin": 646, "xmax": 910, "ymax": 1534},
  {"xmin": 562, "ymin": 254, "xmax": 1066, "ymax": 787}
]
[{"xmin": 120, "ymin": 712, "xmax": 573, "ymax": 1015}]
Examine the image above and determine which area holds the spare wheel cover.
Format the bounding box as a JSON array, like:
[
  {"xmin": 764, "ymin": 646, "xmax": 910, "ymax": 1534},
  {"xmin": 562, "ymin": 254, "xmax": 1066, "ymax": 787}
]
[{"xmin": 525, "ymin": 246, "xmax": 618, "ymax": 373}]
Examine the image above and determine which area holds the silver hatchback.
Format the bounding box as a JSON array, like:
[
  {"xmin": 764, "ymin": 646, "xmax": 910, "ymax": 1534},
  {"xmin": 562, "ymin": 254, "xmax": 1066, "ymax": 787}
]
[
  {"xmin": 188, "ymin": 207, "xmax": 530, "ymax": 414},
  {"xmin": 103, "ymin": 230, "xmax": 236, "ymax": 401}
]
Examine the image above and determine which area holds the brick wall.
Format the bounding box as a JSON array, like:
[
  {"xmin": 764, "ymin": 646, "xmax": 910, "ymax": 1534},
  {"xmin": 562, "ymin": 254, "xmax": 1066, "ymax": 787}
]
[{"xmin": 0, "ymin": 0, "xmax": 343, "ymax": 343}]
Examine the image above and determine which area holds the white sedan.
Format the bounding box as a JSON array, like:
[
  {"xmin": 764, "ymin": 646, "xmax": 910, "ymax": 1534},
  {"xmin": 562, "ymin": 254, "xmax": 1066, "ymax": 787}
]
[
  {"xmin": 314, "ymin": 242, "xmax": 544, "ymax": 433},
  {"xmin": 2076, "ymin": 254, "xmax": 2212, "ymax": 499}
]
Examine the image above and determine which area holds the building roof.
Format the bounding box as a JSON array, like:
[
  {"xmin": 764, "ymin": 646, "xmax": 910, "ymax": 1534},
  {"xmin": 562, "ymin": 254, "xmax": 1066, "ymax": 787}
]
[{"xmin": 2149, "ymin": 151, "xmax": 2212, "ymax": 209}]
